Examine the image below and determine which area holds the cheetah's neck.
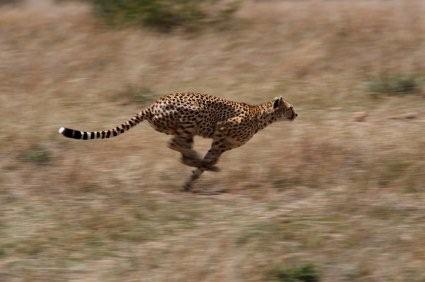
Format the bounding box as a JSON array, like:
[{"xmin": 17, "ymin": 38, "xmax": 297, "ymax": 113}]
[{"xmin": 250, "ymin": 102, "xmax": 280, "ymax": 132}]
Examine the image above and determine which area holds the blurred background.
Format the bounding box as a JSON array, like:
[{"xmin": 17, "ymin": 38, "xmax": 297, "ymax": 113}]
[{"xmin": 1, "ymin": 0, "xmax": 424, "ymax": 281}]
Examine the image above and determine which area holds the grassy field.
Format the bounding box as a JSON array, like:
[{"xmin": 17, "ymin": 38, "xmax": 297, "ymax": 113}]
[{"xmin": 1, "ymin": 0, "xmax": 425, "ymax": 281}]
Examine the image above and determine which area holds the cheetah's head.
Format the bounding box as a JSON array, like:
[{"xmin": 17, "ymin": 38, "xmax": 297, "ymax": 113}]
[{"xmin": 272, "ymin": 96, "xmax": 297, "ymax": 121}]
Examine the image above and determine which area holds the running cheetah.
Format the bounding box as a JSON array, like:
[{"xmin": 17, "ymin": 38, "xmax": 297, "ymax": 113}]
[{"xmin": 59, "ymin": 92, "xmax": 297, "ymax": 191}]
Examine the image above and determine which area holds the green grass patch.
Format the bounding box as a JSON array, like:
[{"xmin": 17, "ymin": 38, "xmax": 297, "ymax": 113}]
[
  {"xmin": 19, "ymin": 145, "xmax": 52, "ymax": 165},
  {"xmin": 367, "ymin": 75, "xmax": 419, "ymax": 96},
  {"xmin": 376, "ymin": 159, "xmax": 411, "ymax": 188},
  {"xmin": 0, "ymin": 0, "xmax": 22, "ymax": 6},
  {"xmin": 91, "ymin": 0, "xmax": 239, "ymax": 32},
  {"xmin": 268, "ymin": 264, "xmax": 320, "ymax": 282}
]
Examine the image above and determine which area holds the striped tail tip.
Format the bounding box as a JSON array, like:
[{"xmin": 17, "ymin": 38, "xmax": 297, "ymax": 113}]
[{"xmin": 58, "ymin": 127, "xmax": 81, "ymax": 139}]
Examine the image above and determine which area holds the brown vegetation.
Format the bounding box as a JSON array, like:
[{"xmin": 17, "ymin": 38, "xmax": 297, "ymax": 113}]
[{"xmin": 0, "ymin": 0, "xmax": 424, "ymax": 281}]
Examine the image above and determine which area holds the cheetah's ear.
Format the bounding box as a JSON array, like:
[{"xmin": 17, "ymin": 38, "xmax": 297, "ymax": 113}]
[{"xmin": 273, "ymin": 96, "xmax": 283, "ymax": 109}]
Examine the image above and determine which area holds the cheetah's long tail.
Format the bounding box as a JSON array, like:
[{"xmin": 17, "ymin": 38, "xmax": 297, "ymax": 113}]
[{"xmin": 58, "ymin": 110, "xmax": 146, "ymax": 140}]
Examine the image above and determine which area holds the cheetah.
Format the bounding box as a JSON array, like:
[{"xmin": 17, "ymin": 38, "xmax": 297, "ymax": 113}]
[{"xmin": 59, "ymin": 92, "xmax": 297, "ymax": 191}]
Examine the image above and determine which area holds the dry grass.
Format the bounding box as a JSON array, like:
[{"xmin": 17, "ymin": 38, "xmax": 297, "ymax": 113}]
[{"xmin": 1, "ymin": 0, "xmax": 425, "ymax": 281}]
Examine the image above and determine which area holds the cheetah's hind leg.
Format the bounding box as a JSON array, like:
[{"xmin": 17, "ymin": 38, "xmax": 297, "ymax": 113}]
[
  {"xmin": 182, "ymin": 168, "xmax": 204, "ymax": 192},
  {"xmin": 168, "ymin": 134, "xmax": 200, "ymax": 164},
  {"xmin": 168, "ymin": 135, "xmax": 219, "ymax": 171},
  {"xmin": 182, "ymin": 139, "xmax": 231, "ymax": 192},
  {"xmin": 183, "ymin": 168, "xmax": 226, "ymax": 194}
]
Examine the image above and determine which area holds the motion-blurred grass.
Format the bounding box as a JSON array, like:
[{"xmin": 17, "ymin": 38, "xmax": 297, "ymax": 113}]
[{"xmin": 0, "ymin": 0, "xmax": 424, "ymax": 281}]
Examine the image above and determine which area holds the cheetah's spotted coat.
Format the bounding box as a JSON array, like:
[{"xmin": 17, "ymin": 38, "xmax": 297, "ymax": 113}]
[{"xmin": 59, "ymin": 92, "xmax": 297, "ymax": 191}]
